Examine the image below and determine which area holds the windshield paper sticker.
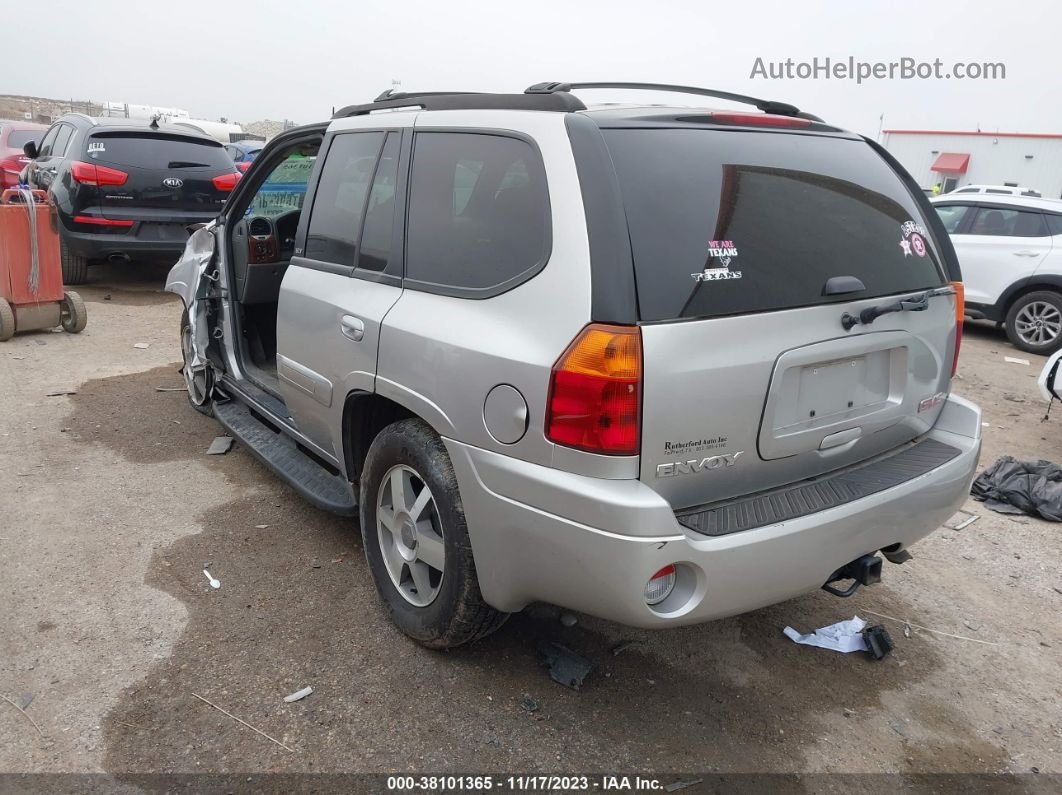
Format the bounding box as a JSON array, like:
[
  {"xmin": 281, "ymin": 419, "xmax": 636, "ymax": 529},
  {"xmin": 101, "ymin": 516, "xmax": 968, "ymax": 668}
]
[
  {"xmin": 692, "ymin": 239, "xmax": 742, "ymax": 281},
  {"xmin": 899, "ymin": 221, "xmax": 928, "ymax": 258}
]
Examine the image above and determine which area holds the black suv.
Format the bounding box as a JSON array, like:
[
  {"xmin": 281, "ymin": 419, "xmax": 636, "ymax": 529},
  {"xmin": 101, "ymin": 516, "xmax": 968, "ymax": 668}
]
[{"xmin": 23, "ymin": 114, "xmax": 240, "ymax": 283}]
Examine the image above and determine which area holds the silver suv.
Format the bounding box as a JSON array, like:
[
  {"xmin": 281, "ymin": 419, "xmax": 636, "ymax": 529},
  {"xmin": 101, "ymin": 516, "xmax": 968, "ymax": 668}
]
[{"xmin": 167, "ymin": 83, "xmax": 983, "ymax": 648}]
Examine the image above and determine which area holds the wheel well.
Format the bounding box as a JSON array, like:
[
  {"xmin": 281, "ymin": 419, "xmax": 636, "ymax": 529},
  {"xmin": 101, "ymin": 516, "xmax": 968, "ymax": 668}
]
[
  {"xmin": 1003, "ymin": 283, "xmax": 1062, "ymax": 317},
  {"xmin": 342, "ymin": 392, "xmax": 415, "ymax": 483}
]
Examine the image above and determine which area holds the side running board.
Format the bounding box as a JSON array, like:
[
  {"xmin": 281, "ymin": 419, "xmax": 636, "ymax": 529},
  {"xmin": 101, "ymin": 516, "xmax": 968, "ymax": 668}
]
[{"xmin": 213, "ymin": 399, "xmax": 357, "ymax": 516}]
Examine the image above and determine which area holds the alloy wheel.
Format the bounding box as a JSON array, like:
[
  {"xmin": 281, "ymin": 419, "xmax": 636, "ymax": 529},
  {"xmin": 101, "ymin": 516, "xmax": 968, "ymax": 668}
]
[
  {"xmin": 1015, "ymin": 301, "xmax": 1062, "ymax": 347},
  {"xmin": 376, "ymin": 464, "xmax": 446, "ymax": 607}
]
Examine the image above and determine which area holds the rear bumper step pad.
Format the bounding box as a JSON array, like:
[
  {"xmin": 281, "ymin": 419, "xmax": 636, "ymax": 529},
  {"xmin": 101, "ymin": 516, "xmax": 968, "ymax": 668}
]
[
  {"xmin": 676, "ymin": 438, "xmax": 961, "ymax": 537},
  {"xmin": 212, "ymin": 399, "xmax": 357, "ymax": 516}
]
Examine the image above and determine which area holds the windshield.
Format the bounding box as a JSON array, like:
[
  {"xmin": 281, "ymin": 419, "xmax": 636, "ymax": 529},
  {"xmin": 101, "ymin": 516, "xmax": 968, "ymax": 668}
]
[{"xmin": 249, "ymin": 154, "xmax": 317, "ymax": 218}]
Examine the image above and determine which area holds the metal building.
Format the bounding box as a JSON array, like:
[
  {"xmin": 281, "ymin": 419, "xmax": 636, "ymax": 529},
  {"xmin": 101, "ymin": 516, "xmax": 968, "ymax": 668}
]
[{"xmin": 881, "ymin": 129, "xmax": 1062, "ymax": 199}]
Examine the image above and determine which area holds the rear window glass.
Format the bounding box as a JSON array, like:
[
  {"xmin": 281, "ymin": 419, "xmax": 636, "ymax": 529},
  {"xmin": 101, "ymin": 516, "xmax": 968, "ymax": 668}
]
[
  {"xmin": 8, "ymin": 130, "xmax": 41, "ymax": 148},
  {"xmin": 601, "ymin": 129, "xmax": 946, "ymax": 322},
  {"xmin": 86, "ymin": 133, "xmax": 232, "ymax": 171}
]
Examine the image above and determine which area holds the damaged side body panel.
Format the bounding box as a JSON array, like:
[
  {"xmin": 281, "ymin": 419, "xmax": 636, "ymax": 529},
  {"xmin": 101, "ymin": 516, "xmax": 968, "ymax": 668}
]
[{"xmin": 165, "ymin": 223, "xmax": 218, "ymax": 379}]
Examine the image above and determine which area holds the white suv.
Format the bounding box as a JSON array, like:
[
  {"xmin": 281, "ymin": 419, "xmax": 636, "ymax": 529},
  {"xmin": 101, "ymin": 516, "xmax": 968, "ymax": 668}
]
[
  {"xmin": 932, "ymin": 194, "xmax": 1062, "ymax": 353},
  {"xmin": 948, "ymin": 185, "xmax": 1042, "ymax": 198}
]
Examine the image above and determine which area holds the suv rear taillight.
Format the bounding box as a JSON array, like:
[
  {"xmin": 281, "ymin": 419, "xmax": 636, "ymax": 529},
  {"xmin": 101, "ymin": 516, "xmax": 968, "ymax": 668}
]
[
  {"xmin": 951, "ymin": 281, "xmax": 965, "ymax": 377},
  {"xmin": 546, "ymin": 324, "xmax": 642, "ymax": 456},
  {"xmin": 70, "ymin": 161, "xmax": 128, "ymax": 186},
  {"xmin": 212, "ymin": 172, "xmax": 240, "ymax": 191}
]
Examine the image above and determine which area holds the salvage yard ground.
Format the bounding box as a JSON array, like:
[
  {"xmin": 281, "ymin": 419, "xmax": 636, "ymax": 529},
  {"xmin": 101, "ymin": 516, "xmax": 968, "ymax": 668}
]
[{"xmin": 1, "ymin": 264, "xmax": 1060, "ymax": 783}]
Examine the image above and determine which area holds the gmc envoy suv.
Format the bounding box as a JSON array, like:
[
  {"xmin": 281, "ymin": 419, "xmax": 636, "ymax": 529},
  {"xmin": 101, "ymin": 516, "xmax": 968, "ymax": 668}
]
[{"xmin": 167, "ymin": 82, "xmax": 982, "ymax": 648}]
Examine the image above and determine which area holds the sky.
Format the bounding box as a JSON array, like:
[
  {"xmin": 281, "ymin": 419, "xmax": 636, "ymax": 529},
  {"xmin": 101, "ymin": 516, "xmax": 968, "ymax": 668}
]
[{"xmin": 14, "ymin": 0, "xmax": 1062, "ymax": 138}]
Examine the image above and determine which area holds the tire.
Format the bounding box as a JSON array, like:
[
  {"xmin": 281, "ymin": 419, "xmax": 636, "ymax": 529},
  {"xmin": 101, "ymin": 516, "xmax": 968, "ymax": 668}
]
[
  {"xmin": 1005, "ymin": 291, "xmax": 1062, "ymax": 355},
  {"xmin": 0, "ymin": 298, "xmax": 14, "ymax": 341},
  {"xmin": 60, "ymin": 291, "xmax": 87, "ymax": 333},
  {"xmin": 60, "ymin": 236, "xmax": 89, "ymax": 285},
  {"xmin": 360, "ymin": 418, "xmax": 507, "ymax": 648},
  {"xmin": 180, "ymin": 310, "xmax": 214, "ymax": 416}
]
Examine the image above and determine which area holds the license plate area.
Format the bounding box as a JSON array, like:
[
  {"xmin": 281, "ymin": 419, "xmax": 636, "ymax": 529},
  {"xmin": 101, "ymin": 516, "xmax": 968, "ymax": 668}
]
[{"xmin": 759, "ymin": 334, "xmax": 911, "ymax": 460}]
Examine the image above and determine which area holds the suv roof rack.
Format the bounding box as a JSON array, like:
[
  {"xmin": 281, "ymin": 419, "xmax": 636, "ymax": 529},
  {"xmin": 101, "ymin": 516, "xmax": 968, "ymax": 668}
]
[
  {"xmin": 333, "ymin": 89, "xmax": 586, "ymax": 118},
  {"xmin": 525, "ymin": 81, "xmax": 822, "ymax": 121}
]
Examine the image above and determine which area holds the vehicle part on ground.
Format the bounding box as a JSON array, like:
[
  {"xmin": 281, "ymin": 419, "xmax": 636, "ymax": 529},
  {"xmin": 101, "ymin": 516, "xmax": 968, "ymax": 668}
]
[
  {"xmin": 971, "ymin": 456, "xmax": 1062, "ymax": 521},
  {"xmin": 360, "ymin": 419, "xmax": 507, "ymax": 648},
  {"xmin": 539, "ymin": 641, "xmax": 594, "ymax": 690},
  {"xmin": 861, "ymin": 624, "xmax": 895, "ymax": 660},
  {"xmin": 1006, "ymin": 291, "xmax": 1062, "ymax": 354}
]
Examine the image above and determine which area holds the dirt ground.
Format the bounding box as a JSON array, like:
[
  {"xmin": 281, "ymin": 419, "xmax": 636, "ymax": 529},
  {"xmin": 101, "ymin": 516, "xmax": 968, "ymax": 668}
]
[{"xmin": 1, "ymin": 263, "xmax": 1060, "ymax": 788}]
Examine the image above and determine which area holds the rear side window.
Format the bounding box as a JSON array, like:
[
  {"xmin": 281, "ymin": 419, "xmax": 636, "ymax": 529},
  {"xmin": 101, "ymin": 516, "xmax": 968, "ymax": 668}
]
[
  {"xmin": 86, "ymin": 133, "xmax": 233, "ymax": 171},
  {"xmin": 968, "ymin": 206, "xmax": 1047, "ymax": 237},
  {"xmin": 405, "ymin": 132, "xmax": 550, "ymax": 296},
  {"xmin": 601, "ymin": 129, "xmax": 947, "ymax": 322},
  {"xmin": 304, "ymin": 131, "xmax": 384, "ymax": 266},
  {"xmin": 1047, "ymin": 215, "xmax": 1062, "ymax": 237}
]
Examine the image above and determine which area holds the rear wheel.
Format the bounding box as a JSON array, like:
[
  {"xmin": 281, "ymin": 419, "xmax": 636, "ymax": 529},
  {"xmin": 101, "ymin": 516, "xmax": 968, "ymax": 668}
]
[
  {"xmin": 360, "ymin": 418, "xmax": 507, "ymax": 648},
  {"xmin": 180, "ymin": 310, "xmax": 214, "ymax": 416},
  {"xmin": 0, "ymin": 298, "xmax": 15, "ymax": 341},
  {"xmin": 59, "ymin": 236, "xmax": 89, "ymax": 285},
  {"xmin": 60, "ymin": 291, "xmax": 87, "ymax": 333},
  {"xmin": 1005, "ymin": 291, "xmax": 1062, "ymax": 354}
]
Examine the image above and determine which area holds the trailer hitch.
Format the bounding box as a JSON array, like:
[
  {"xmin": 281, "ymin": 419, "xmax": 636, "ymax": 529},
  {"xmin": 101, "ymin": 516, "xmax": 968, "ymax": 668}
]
[{"xmin": 822, "ymin": 554, "xmax": 882, "ymax": 597}]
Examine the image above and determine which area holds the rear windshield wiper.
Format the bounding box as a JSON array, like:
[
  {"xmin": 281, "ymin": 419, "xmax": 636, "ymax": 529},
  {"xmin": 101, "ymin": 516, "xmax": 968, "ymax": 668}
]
[
  {"xmin": 167, "ymin": 161, "xmax": 212, "ymax": 168},
  {"xmin": 841, "ymin": 286, "xmax": 954, "ymax": 331}
]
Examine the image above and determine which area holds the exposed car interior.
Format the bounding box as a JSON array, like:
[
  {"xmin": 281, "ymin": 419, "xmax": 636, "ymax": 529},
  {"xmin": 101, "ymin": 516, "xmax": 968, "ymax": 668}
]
[{"xmin": 227, "ymin": 139, "xmax": 321, "ymax": 388}]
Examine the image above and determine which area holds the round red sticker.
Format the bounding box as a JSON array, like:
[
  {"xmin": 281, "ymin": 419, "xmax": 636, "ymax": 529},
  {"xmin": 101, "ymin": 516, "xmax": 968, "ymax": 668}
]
[{"xmin": 910, "ymin": 233, "xmax": 926, "ymax": 257}]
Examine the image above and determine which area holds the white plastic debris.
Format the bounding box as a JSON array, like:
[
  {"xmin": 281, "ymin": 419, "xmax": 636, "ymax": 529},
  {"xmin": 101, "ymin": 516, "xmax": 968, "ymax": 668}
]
[
  {"xmin": 1004, "ymin": 356, "xmax": 1030, "ymax": 366},
  {"xmin": 203, "ymin": 569, "xmax": 221, "ymax": 589},
  {"xmin": 783, "ymin": 616, "xmax": 868, "ymax": 653},
  {"xmin": 284, "ymin": 686, "xmax": 313, "ymax": 703},
  {"xmin": 133, "ymin": 342, "xmax": 151, "ymax": 349}
]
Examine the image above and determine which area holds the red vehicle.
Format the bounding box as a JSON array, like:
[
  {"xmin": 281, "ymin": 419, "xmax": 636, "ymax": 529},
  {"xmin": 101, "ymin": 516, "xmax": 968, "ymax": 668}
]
[{"xmin": 0, "ymin": 120, "xmax": 47, "ymax": 188}]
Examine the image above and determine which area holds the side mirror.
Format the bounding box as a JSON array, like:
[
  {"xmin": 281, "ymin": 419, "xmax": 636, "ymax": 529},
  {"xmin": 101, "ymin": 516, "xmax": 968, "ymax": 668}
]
[{"xmin": 23, "ymin": 141, "xmax": 38, "ymax": 159}]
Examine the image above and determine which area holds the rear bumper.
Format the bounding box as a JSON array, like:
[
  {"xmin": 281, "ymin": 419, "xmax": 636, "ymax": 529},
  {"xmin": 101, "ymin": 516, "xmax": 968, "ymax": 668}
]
[
  {"xmin": 446, "ymin": 394, "xmax": 981, "ymax": 628},
  {"xmin": 61, "ymin": 217, "xmax": 211, "ymax": 261}
]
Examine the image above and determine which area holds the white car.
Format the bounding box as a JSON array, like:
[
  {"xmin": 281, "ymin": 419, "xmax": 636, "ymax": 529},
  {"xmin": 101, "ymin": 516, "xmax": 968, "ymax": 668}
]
[
  {"xmin": 948, "ymin": 184, "xmax": 1043, "ymax": 198},
  {"xmin": 931, "ymin": 194, "xmax": 1062, "ymax": 353}
]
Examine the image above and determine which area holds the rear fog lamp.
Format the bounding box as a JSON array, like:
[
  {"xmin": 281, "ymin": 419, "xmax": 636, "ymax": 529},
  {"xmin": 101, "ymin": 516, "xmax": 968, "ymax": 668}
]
[{"xmin": 645, "ymin": 564, "xmax": 677, "ymax": 606}]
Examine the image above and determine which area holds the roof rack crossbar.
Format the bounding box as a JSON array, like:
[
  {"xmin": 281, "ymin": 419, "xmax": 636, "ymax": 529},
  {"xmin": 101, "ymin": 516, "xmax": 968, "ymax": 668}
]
[
  {"xmin": 334, "ymin": 89, "xmax": 586, "ymax": 118},
  {"xmin": 525, "ymin": 81, "xmax": 815, "ymax": 119}
]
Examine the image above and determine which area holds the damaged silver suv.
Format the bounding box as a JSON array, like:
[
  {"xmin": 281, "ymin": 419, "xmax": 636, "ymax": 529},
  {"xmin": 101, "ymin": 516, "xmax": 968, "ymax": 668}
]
[{"xmin": 167, "ymin": 82, "xmax": 982, "ymax": 648}]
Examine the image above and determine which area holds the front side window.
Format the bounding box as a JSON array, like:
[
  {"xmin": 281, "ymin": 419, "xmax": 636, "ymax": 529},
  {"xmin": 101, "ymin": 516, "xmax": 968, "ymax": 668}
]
[
  {"xmin": 934, "ymin": 204, "xmax": 972, "ymax": 234},
  {"xmin": 305, "ymin": 132, "xmax": 384, "ymax": 266},
  {"xmin": 968, "ymin": 207, "xmax": 1047, "ymax": 237},
  {"xmin": 36, "ymin": 125, "xmax": 60, "ymax": 158},
  {"xmin": 250, "ymin": 150, "xmax": 318, "ymax": 218},
  {"xmin": 52, "ymin": 125, "xmax": 74, "ymax": 158},
  {"xmin": 405, "ymin": 132, "xmax": 550, "ymax": 295}
]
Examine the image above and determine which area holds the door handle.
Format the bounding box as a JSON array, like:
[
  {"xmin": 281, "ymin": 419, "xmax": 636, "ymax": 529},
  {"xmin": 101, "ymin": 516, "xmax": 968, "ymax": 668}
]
[
  {"xmin": 340, "ymin": 315, "xmax": 365, "ymax": 341},
  {"xmin": 1013, "ymin": 250, "xmax": 1040, "ymax": 257}
]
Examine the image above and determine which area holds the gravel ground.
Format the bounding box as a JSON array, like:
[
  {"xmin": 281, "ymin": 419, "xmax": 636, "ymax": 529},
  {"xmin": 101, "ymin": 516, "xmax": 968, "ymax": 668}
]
[{"xmin": 1, "ymin": 264, "xmax": 1060, "ymax": 787}]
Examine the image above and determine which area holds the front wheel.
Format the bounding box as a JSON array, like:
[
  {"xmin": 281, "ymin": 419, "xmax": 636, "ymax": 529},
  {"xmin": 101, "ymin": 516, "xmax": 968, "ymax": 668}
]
[
  {"xmin": 360, "ymin": 418, "xmax": 507, "ymax": 648},
  {"xmin": 180, "ymin": 310, "xmax": 214, "ymax": 416},
  {"xmin": 1005, "ymin": 291, "xmax": 1062, "ymax": 354}
]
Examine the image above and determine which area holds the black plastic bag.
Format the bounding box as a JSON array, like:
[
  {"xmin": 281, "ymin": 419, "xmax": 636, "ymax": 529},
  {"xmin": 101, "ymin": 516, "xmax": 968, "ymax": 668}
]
[{"xmin": 970, "ymin": 456, "xmax": 1062, "ymax": 521}]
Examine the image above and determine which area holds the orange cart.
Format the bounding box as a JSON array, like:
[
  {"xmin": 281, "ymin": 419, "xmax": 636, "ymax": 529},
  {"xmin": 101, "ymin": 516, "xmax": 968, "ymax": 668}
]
[{"xmin": 0, "ymin": 189, "xmax": 86, "ymax": 340}]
